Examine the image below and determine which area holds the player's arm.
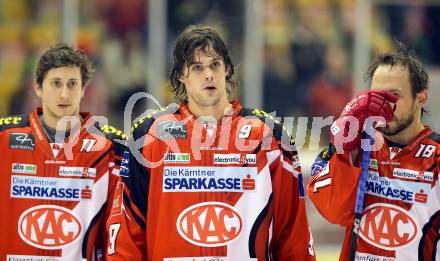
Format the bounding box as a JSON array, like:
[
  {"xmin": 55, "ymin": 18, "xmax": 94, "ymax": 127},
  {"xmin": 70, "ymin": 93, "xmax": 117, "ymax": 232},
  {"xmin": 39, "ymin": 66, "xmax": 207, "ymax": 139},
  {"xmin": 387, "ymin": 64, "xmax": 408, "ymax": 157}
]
[
  {"xmin": 269, "ymin": 124, "xmax": 315, "ymax": 260},
  {"xmin": 307, "ymin": 145, "xmax": 362, "ymax": 225},
  {"xmin": 106, "ymin": 119, "xmax": 154, "ymax": 260}
]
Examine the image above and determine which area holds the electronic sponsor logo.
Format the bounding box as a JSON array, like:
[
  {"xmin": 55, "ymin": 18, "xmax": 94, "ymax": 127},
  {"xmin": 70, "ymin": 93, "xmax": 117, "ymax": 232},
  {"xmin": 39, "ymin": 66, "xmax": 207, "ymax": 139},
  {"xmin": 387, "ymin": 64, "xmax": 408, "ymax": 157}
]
[
  {"xmin": 157, "ymin": 120, "xmax": 187, "ymax": 139},
  {"xmin": 18, "ymin": 205, "xmax": 81, "ymax": 250},
  {"xmin": 12, "ymin": 163, "xmax": 37, "ymax": 175},
  {"xmin": 163, "ymin": 166, "xmax": 257, "ymax": 192},
  {"xmin": 6, "ymin": 255, "xmax": 61, "ymax": 261},
  {"xmin": 366, "ymin": 171, "xmax": 430, "ymax": 204},
  {"xmin": 176, "ymin": 202, "xmax": 242, "ymax": 247},
  {"xmin": 359, "ymin": 203, "xmax": 418, "ymax": 250},
  {"xmin": 163, "ymin": 256, "xmax": 258, "ymax": 261},
  {"xmin": 9, "ymin": 133, "xmax": 35, "ymax": 150},
  {"xmin": 355, "ymin": 253, "xmax": 395, "ymax": 261},
  {"xmin": 164, "ymin": 153, "xmax": 190, "ymax": 164},
  {"xmin": 59, "ymin": 166, "xmax": 96, "ymax": 178},
  {"xmin": 213, "ymin": 154, "xmax": 256, "ymax": 165},
  {"xmin": 369, "ymin": 159, "xmax": 378, "ymax": 170},
  {"xmin": 10, "ymin": 175, "xmax": 93, "ymax": 201},
  {"xmin": 393, "ymin": 168, "xmax": 433, "ymax": 182}
]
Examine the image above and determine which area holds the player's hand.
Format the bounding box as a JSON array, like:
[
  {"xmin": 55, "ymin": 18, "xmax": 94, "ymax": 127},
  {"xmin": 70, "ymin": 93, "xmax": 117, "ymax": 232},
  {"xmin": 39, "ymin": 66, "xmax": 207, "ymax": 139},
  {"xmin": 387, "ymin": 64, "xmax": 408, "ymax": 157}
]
[{"xmin": 330, "ymin": 90, "xmax": 398, "ymax": 152}]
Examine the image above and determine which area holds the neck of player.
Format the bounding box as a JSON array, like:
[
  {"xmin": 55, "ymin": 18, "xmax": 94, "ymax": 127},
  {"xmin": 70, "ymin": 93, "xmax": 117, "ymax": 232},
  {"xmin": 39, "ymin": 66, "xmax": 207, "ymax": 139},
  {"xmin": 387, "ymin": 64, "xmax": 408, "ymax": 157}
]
[
  {"xmin": 43, "ymin": 110, "xmax": 81, "ymax": 131},
  {"xmin": 187, "ymin": 98, "xmax": 231, "ymax": 120},
  {"xmin": 384, "ymin": 112, "xmax": 425, "ymax": 146}
]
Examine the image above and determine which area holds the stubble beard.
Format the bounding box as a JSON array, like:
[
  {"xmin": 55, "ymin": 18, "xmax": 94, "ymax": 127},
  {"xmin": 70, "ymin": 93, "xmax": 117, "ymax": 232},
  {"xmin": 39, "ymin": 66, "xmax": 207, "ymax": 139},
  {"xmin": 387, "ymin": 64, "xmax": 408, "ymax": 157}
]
[{"xmin": 383, "ymin": 106, "xmax": 416, "ymax": 136}]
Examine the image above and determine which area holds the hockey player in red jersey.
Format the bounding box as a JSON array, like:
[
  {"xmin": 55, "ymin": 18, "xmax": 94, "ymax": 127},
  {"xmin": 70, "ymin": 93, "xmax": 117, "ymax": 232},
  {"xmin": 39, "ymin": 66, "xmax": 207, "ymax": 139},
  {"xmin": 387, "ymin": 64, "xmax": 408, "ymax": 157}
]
[
  {"xmin": 106, "ymin": 24, "xmax": 315, "ymax": 260},
  {"xmin": 0, "ymin": 44, "xmax": 125, "ymax": 260},
  {"xmin": 308, "ymin": 42, "xmax": 439, "ymax": 260}
]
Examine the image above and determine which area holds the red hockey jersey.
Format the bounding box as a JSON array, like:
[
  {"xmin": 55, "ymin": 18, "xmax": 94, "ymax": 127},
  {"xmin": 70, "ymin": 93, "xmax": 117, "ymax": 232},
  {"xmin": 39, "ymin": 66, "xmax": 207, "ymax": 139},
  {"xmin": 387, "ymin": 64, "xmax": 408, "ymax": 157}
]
[
  {"xmin": 308, "ymin": 127, "xmax": 440, "ymax": 260},
  {"xmin": 106, "ymin": 101, "xmax": 315, "ymax": 260},
  {"xmin": 0, "ymin": 108, "xmax": 125, "ymax": 260}
]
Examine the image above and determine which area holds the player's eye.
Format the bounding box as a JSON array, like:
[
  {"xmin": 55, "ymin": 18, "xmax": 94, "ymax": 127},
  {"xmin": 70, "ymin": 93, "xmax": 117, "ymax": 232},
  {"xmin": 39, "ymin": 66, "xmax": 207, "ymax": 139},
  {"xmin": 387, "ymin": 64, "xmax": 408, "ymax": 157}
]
[
  {"xmin": 192, "ymin": 65, "xmax": 203, "ymax": 72},
  {"xmin": 68, "ymin": 80, "xmax": 79, "ymax": 88},
  {"xmin": 51, "ymin": 80, "xmax": 62, "ymax": 88},
  {"xmin": 210, "ymin": 61, "xmax": 221, "ymax": 70}
]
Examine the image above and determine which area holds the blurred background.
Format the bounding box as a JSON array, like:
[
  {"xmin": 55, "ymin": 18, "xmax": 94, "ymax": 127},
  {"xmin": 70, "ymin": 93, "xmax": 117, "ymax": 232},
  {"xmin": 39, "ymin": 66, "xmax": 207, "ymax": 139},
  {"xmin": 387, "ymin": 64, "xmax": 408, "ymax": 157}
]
[{"xmin": 1, "ymin": 0, "xmax": 440, "ymax": 259}]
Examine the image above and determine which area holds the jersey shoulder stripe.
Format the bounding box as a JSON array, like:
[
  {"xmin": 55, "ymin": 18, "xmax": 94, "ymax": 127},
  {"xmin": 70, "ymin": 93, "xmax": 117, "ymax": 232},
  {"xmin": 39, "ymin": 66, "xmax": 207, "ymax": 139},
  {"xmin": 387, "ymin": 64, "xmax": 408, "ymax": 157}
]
[
  {"xmin": 0, "ymin": 114, "xmax": 30, "ymax": 132},
  {"xmin": 131, "ymin": 105, "xmax": 180, "ymax": 140},
  {"xmin": 428, "ymin": 131, "xmax": 440, "ymax": 145}
]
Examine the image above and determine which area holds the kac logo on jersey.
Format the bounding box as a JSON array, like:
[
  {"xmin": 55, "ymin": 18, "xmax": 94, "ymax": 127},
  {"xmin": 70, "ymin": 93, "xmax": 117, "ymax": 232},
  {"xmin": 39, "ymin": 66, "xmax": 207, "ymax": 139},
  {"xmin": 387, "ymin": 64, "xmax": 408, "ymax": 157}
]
[
  {"xmin": 177, "ymin": 202, "xmax": 242, "ymax": 247},
  {"xmin": 18, "ymin": 205, "xmax": 81, "ymax": 249},
  {"xmin": 9, "ymin": 133, "xmax": 35, "ymax": 150},
  {"xmin": 359, "ymin": 203, "xmax": 418, "ymax": 250}
]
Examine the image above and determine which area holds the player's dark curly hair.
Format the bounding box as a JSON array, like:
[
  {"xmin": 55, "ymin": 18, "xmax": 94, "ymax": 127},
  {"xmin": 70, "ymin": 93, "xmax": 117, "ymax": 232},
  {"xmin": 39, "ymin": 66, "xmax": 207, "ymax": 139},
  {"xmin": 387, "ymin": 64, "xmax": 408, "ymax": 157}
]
[
  {"xmin": 170, "ymin": 24, "xmax": 237, "ymax": 103},
  {"xmin": 35, "ymin": 43, "xmax": 94, "ymax": 87},
  {"xmin": 365, "ymin": 41, "xmax": 429, "ymax": 114}
]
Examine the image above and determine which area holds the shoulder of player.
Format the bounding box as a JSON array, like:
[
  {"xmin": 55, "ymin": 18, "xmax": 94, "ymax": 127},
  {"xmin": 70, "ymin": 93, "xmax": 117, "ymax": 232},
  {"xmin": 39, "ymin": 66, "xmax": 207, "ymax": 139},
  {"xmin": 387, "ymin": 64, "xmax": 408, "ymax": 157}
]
[
  {"xmin": 240, "ymin": 107, "xmax": 294, "ymax": 144},
  {"xmin": 131, "ymin": 105, "xmax": 181, "ymax": 139},
  {"xmin": 427, "ymin": 131, "xmax": 440, "ymax": 145},
  {"xmin": 0, "ymin": 114, "xmax": 30, "ymax": 132},
  {"xmin": 97, "ymin": 124, "xmax": 127, "ymax": 142}
]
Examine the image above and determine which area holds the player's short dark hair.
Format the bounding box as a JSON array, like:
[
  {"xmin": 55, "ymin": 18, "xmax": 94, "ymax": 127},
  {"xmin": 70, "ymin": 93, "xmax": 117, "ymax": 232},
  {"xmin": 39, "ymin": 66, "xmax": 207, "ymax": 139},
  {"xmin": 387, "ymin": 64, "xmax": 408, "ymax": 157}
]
[
  {"xmin": 170, "ymin": 24, "xmax": 237, "ymax": 103},
  {"xmin": 365, "ymin": 41, "xmax": 429, "ymax": 99},
  {"xmin": 35, "ymin": 43, "xmax": 94, "ymax": 87}
]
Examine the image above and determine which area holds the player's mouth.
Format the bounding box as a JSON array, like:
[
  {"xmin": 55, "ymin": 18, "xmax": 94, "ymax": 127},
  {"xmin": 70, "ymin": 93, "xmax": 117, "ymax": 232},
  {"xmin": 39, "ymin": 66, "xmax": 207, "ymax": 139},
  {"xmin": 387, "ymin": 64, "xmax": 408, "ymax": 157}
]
[
  {"xmin": 57, "ymin": 104, "xmax": 71, "ymax": 109},
  {"xmin": 204, "ymin": 85, "xmax": 217, "ymax": 92}
]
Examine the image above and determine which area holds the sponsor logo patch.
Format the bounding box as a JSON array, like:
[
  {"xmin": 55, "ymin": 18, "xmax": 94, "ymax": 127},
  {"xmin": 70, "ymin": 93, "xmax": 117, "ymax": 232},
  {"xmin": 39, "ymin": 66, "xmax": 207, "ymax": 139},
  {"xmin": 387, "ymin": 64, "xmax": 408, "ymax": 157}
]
[
  {"xmin": 359, "ymin": 203, "xmax": 418, "ymax": 250},
  {"xmin": 59, "ymin": 166, "xmax": 96, "ymax": 178},
  {"xmin": 12, "ymin": 164, "xmax": 37, "ymax": 175},
  {"xmin": 213, "ymin": 154, "xmax": 256, "ymax": 165},
  {"xmin": 9, "ymin": 133, "xmax": 35, "ymax": 150},
  {"xmin": 366, "ymin": 171, "xmax": 430, "ymax": 204},
  {"xmin": 163, "ymin": 166, "xmax": 257, "ymax": 192},
  {"xmin": 119, "ymin": 151, "xmax": 130, "ymax": 177},
  {"xmin": 10, "ymin": 175, "xmax": 93, "ymax": 201},
  {"xmin": 393, "ymin": 168, "xmax": 433, "ymax": 182},
  {"xmin": 157, "ymin": 120, "xmax": 187, "ymax": 139},
  {"xmin": 369, "ymin": 159, "xmax": 378, "ymax": 170},
  {"xmin": 18, "ymin": 205, "xmax": 81, "ymax": 250},
  {"xmin": 176, "ymin": 202, "xmax": 242, "ymax": 247},
  {"xmin": 6, "ymin": 255, "xmax": 61, "ymax": 261},
  {"xmin": 164, "ymin": 153, "xmax": 190, "ymax": 164},
  {"xmin": 355, "ymin": 253, "xmax": 395, "ymax": 261},
  {"xmin": 111, "ymin": 182, "xmax": 124, "ymax": 216}
]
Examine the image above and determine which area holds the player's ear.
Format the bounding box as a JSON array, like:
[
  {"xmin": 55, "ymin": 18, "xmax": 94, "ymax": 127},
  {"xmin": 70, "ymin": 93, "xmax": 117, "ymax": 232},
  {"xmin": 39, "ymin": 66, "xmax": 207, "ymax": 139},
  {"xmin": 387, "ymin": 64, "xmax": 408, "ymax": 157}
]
[
  {"xmin": 416, "ymin": 89, "xmax": 427, "ymax": 108},
  {"xmin": 33, "ymin": 80, "xmax": 43, "ymax": 98}
]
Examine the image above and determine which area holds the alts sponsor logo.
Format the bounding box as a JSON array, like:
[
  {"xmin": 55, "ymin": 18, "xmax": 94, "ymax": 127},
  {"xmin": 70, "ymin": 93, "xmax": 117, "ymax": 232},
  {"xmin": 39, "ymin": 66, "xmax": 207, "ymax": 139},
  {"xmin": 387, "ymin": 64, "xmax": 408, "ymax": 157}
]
[
  {"xmin": 7, "ymin": 255, "xmax": 61, "ymax": 261},
  {"xmin": 213, "ymin": 154, "xmax": 256, "ymax": 165},
  {"xmin": 9, "ymin": 133, "xmax": 35, "ymax": 150},
  {"xmin": 164, "ymin": 153, "xmax": 190, "ymax": 164},
  {"xmin": 163, "ymin": 166, "xmax": 257, "ymax": 192},
  {"xmin": 59, "ymin": 166, "xmax": 96, "ymax": 178},
  {"xmin": 366, "ymin": 171, "xmax": 430, "ymax": 204},
  {"xmin": 12, "ymin": 164, "xmax": 37, "ymax": 175},
  {"xmin": 368, "ymin": 159, "xmax": 378, "ymax": 170},
  {"xmin": 177, "ymin": 202, "xmax": 242, "ymax": 247},
  {"xmin": 393, "ymin": 168, "xmax": 433, "ymax": 182},
  {"xmin": 10, "ymin": 175, "xmax": 93, "ymax": 201},
  {"xmin": 359, "ymin": 203, "xmax": 418, "ymax": 250},
  {"xmin": 18, "ymin": 205, "xmax": 81, "ymax": 249}
]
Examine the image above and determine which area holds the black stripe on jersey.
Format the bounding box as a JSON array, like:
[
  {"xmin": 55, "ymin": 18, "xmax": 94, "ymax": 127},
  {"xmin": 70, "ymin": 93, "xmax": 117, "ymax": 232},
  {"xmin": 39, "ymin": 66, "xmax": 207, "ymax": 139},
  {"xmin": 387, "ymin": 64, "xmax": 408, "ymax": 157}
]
[
  {"xmin": 82, "ymin": 202, "xmax": 106, "ymax": 258},
  {"xmin": 418, "ymin": 209, "xmax": 440, "ymax": 261},
  {"xmin": 91, "ymin": 147, "xmax": 112, "ymax": 168},
  {"xmin": 427, "ymin": 162, "xmax": 437, "ymax": 172},
  {"xmin": 428, "ymin": 132, "xmax": 440, "ymax": 144},
  {"xmin": 123, "ymin": 191, "xmax": 146, "ymax": 229},
  {"xmin": 249, "ymin": 194, "xmax": 273, "ymax": 258},
  {"xmin": 0, "ymin": 114, "xmax": 30, "ymax": 132}
]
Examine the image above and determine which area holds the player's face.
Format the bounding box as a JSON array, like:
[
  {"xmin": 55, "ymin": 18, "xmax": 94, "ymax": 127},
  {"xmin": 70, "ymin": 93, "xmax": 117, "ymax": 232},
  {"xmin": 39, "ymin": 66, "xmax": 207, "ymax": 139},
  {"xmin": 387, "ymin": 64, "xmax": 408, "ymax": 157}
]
[
  {"xmin": 34, "ymin": 66, "xmax": 85, "ymax": 128},
  {"xmin": 179, "ymin": 46, "xmax": 229, "ymax": 109},
  {"xmin": 370, "ymin": 64, "xmax": 423, "ymax": 136}
]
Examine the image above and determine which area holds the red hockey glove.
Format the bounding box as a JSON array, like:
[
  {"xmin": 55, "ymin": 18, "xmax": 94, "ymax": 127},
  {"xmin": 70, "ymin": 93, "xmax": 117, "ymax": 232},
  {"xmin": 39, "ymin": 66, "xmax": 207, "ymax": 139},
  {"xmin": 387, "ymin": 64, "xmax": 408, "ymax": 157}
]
[{"xmin": 330, "ymin": 90, "xmax": 398, "ymax": 152}]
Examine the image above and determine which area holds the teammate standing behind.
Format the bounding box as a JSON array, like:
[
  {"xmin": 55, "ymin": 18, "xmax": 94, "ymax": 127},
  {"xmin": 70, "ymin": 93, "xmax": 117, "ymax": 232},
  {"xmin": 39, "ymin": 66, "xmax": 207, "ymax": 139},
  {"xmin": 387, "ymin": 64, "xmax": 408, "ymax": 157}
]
[
  {"xmin": 106, "ymin": 24, "xmax": 315, "ymax": 260},
  {"xmin": 0, "ymin": 44, "xmax": 125, "ymax": 260},
  {"xmin": 308, "ymin": 42, "xmax": 439, "ymax": 260}
]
